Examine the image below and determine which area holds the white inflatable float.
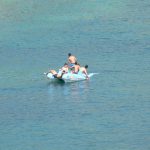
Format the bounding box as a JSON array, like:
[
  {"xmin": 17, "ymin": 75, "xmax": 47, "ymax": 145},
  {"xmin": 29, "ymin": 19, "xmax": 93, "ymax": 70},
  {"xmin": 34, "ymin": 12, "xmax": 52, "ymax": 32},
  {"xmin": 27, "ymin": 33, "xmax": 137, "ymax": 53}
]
[{"xmin": 45, "ymin": 71, "xmax": 95, "ymax": 83}]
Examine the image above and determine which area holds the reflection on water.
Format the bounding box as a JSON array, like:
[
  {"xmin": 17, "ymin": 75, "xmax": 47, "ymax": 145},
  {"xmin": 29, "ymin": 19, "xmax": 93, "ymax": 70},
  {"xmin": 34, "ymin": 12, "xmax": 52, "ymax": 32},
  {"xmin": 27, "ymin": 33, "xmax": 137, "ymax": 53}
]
[{"xmin": 47, "ymin": 80, "xmax": 90, "ymax": 101}]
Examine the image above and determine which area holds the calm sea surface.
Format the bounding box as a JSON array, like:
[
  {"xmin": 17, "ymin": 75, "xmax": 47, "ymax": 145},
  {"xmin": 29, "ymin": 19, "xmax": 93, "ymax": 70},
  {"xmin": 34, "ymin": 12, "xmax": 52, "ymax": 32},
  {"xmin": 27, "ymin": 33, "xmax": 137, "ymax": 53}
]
[{"xmin": 0, "ymin": 0, "xmax": 150, "ymax": 150}]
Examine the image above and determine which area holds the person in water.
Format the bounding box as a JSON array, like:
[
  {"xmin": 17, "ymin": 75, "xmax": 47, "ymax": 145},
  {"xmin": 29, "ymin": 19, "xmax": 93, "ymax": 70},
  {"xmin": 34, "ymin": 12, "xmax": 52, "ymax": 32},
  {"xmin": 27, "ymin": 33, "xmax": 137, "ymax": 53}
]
[
  {"xmin": 72, "ymin": 62, "xmax": 80, "ymax": 74},
  {"xmin": 60, "ymin": 63, "xmax": 69, "ymax": 73},
  {"xmin": 50, "ymin": 63, "xmax": 68, "ymax": 79},
  {"xmin": 68, "ymin": 53, "xmax": 77, "ymax": 68},
  {"xmin": 79, "ymin": 65, "xmax": 89, "ymax": 79}
]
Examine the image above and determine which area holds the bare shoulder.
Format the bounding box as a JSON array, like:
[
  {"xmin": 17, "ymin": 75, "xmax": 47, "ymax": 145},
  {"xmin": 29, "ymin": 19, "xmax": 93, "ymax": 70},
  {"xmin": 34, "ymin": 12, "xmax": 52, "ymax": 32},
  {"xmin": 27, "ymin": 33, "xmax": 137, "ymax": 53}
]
[{"xmin": 71, "ymin": 55, "xmax": 76, "ymax": 58}]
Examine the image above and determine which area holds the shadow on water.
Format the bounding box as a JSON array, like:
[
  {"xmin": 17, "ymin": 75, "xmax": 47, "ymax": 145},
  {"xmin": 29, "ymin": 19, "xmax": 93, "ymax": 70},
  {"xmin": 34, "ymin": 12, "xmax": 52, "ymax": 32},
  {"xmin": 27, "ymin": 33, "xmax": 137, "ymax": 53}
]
[{"xmin": 46, "ymin": 80, "xmax": 65, "ymax": 86}]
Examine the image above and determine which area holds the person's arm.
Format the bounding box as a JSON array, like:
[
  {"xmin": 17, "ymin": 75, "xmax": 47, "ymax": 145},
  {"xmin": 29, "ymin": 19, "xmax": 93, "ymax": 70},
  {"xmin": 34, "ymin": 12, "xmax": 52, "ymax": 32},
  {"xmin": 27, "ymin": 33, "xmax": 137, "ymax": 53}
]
[
  {"xmin": 83, "ymin": 69, "xmax": 89, "ymax": 79},
  {"xmin": 68, "ymin": 58, "xmax": 70, "ymax": 64}
]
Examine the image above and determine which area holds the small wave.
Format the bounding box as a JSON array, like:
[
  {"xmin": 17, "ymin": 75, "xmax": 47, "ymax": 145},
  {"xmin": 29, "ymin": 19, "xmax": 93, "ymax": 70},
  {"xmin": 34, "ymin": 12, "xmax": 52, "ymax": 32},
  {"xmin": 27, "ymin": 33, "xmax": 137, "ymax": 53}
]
[{"xmin": 88, "ymin": 73, "xmax": 99, "ymax": 77}]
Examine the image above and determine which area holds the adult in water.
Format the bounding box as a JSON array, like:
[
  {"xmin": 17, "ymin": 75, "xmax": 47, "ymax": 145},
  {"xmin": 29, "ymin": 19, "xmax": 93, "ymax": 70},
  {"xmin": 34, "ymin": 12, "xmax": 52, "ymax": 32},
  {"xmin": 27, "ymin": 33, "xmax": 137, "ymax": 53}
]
[
  {"xmin": 68, "ymin": 53, "xmax": 77, "ymax": 68},
  {"xmin": 79, "ymin": 65, "xmax": 89, "ymax": 79},
  {"xmin": 72, "ymin": 62, "xmax": 80, "ymax": 74},
  {"xmin": 60, "ymin": 63, "xmax": 69, "ymax": 73},
  {"xmin": 49, "ymin": 63, "xmax": 68, "ymax": 79}
]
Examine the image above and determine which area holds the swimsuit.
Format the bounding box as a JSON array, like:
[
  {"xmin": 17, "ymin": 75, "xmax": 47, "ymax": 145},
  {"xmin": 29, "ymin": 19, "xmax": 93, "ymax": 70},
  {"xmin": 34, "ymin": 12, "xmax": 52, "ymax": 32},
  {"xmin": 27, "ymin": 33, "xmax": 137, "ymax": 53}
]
[{"xmin": 68, "ymin": 63, "xmax": 75, "ymax": 68}]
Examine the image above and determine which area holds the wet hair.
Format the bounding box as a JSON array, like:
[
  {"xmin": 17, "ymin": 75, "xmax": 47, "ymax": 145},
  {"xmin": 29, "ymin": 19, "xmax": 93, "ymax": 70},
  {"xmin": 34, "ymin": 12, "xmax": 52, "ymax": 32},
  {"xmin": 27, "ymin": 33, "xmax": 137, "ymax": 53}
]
[
  {"xmin": 75, "ymin": 61, "xmax": 80, "ymax": 65},
  {"xmin": 68, "ymin": 53, "xmax": 71, "ymax": 57},
  {"xmin": 85, "ymin": 65, "xmax": 88, "ymax": 68}
]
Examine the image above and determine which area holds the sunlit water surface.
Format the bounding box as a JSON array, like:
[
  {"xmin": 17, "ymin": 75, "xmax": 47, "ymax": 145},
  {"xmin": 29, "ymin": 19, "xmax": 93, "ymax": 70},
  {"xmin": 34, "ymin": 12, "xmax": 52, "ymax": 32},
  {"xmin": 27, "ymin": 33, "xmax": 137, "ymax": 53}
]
[{"xmin": 0, "ymin": 0, "xmax": 150, "ymax": 150}]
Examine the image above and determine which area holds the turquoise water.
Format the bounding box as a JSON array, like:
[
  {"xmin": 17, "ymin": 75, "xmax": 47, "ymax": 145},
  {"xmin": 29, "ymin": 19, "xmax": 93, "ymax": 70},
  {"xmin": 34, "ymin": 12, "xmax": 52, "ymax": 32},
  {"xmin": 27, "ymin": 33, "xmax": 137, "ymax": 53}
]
[{"xmin": 0, "ymin": 0, "xmax": 150, "ymax": 150}]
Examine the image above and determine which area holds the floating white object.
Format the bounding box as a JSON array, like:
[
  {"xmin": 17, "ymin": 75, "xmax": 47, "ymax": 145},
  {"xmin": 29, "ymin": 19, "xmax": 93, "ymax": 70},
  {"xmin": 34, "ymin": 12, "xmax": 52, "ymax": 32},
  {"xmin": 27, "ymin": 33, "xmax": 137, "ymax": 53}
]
[{"xmin": 45, "ymin": 72, "xmax": 95, "ymax": 83}]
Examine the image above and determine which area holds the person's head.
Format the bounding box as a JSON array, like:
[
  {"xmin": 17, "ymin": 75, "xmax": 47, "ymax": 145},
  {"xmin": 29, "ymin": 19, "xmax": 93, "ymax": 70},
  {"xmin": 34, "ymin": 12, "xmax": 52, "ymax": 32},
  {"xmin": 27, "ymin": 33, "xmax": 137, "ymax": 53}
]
[
  {"xmin": 68, "ymin": 53, "xmax": 71, "ymax": 57},
  {"xmin": 75, "ymin": 61, "xmax": 80, "ymax": 65},
  {"xmin": 64, "ymin": 63, "xmax": 68, "ymax": 67},
  {"xmin": 85, "ymin": 65, "xmax": 88, "ymax": 69}
]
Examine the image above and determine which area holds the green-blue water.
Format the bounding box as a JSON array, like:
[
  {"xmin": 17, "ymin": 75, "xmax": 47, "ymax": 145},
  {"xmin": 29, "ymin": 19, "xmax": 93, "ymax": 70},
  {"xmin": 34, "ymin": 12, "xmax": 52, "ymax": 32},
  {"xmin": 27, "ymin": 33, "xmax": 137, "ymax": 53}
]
[{"xmin": 0, "ymin": 0, "xmax": 150, "ymax": 150}]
